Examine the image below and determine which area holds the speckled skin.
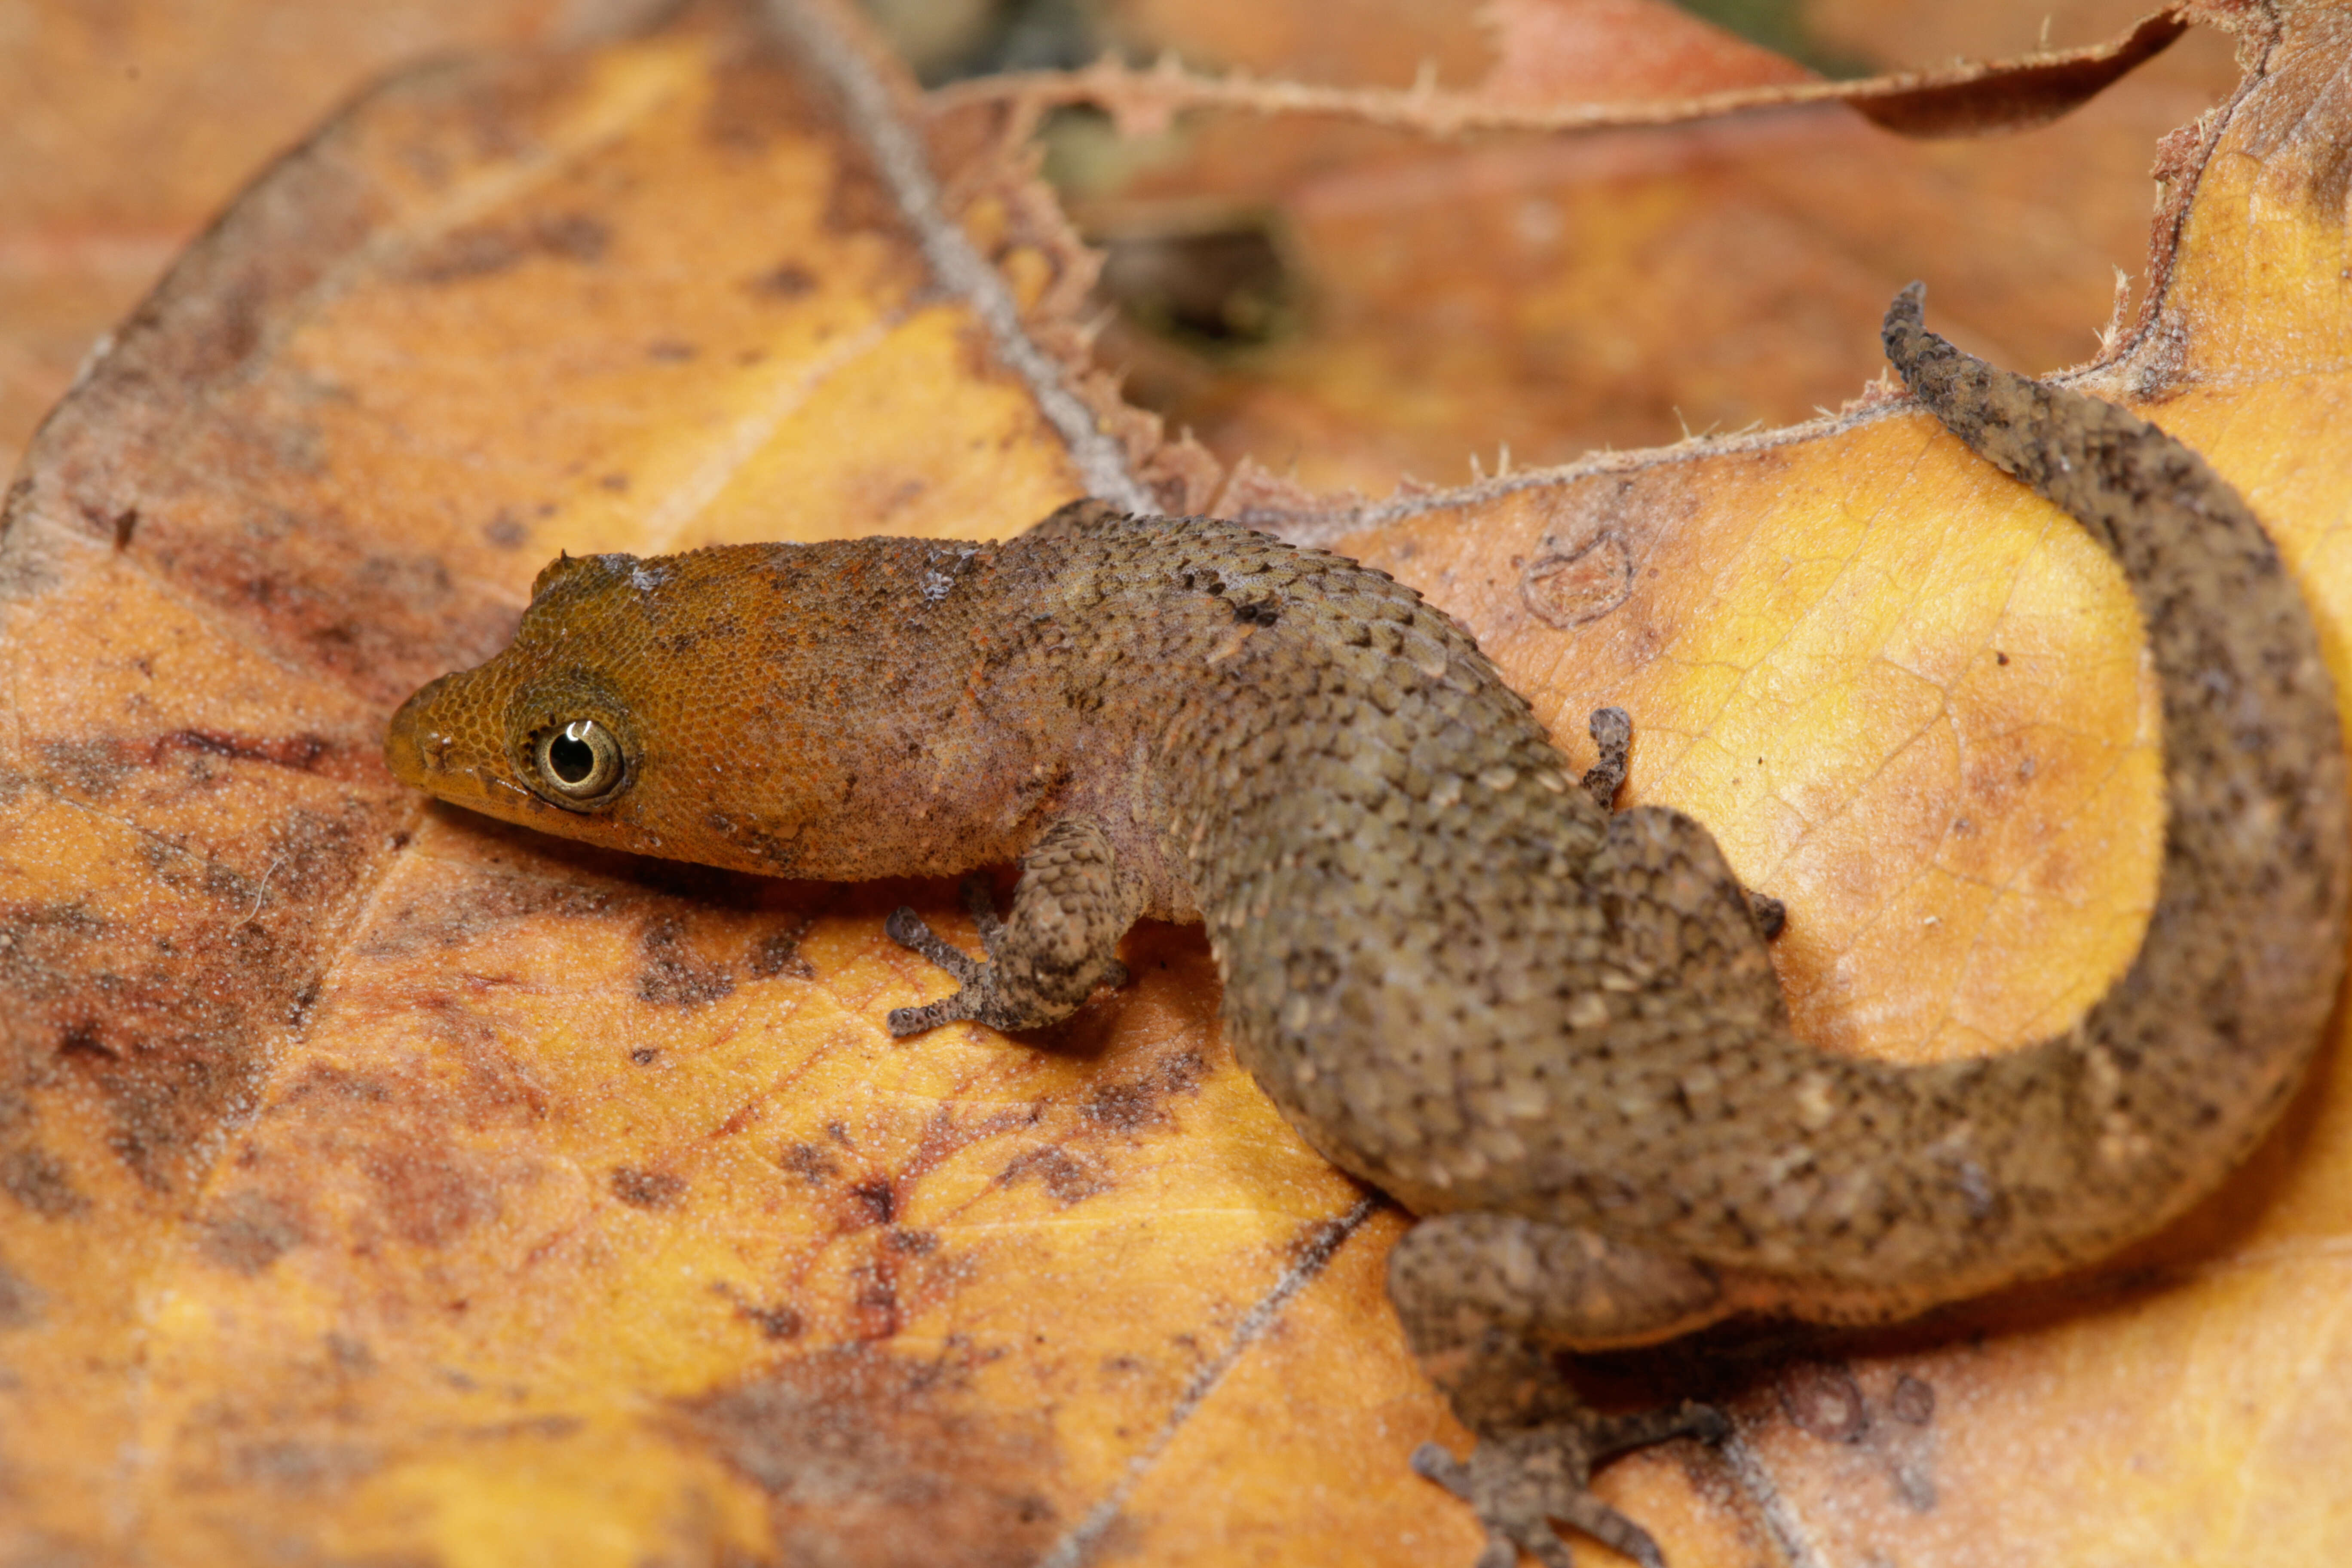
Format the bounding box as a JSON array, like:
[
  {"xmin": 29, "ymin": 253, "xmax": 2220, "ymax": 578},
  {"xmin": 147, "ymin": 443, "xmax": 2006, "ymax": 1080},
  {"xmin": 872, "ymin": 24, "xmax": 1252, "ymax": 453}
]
[{"xmin": 385, "ymin": 295, "xmax": 2349, "ymax": 1568}]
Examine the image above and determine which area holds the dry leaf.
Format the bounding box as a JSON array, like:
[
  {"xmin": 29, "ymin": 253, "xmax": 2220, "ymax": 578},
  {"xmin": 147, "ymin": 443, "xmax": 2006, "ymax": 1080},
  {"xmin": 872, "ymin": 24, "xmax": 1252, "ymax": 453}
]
[
  {"xmin": 2, "ymin": 1, "xmax": 2349, "ymax": 1566},
  {"xmin": 0, "ymin": 0, "xmax": 600, "ymax": 483}
]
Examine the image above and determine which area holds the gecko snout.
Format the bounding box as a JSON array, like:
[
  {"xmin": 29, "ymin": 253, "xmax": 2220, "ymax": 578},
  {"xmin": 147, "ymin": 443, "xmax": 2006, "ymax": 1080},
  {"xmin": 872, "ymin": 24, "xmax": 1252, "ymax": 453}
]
[{"xmin": 383, "ymin": 671, "xmax": 462, "ymax": 790}]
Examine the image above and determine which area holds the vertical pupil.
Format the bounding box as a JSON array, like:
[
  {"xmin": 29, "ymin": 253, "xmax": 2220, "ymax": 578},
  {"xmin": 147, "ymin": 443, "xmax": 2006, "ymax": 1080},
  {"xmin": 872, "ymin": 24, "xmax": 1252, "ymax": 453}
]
[{"xmin": 548, "ymin": 732, "xmax": 596, "ymax": 784}]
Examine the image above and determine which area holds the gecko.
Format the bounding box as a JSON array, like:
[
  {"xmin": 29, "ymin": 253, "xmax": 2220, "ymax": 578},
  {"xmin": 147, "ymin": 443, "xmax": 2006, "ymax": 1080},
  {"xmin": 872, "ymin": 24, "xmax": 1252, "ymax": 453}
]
[{"xmin": 384, "ymin": 290, "xmax": 2349, "ymax": 1567}]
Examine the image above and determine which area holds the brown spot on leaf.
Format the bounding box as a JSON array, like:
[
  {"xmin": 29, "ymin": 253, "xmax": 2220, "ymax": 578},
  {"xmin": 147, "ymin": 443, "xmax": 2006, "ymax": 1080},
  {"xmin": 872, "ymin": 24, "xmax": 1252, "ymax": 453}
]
[
  {"xmin": 56, "ymin": 1022, "xmax": 117, "ymax": 1063},
  {"xmin": 677, "ymin": 1347, "xmax": 1060, "ymax": 1567},
  {"xmin": 0, "ymin": 1147, "xmax": 86, "ymax": 1218},
  {"xmin": 407, "ymin": 211, "xmax": 611, "ymax": 283},
  {"xmin": 169, "ymin": 728, "xmax": 334, "ymax": 774},
  {"xmin": 998, "ymin": 1146, "xmax": 1109, "ymax": 1206},
  {"xmin": 781, "ymin": 1142, "xmax": 839, "ymax": 1185},
  {"xmin": 1080, "ymin": 1081, "xmax": 1155, "ymax": 1133},
  {"xmin": 199, "ymin": 1189, "xmax": 307, "ymax": 1274},
  {"xmin": 371, "ymin": 1148, "xmax": 499, "ymax": 1248},
  {"xmin": 737, "ymin": 1300, "xmax": 804, "ymax": 1339},
  {"xmin": 0, "ymin": 1259, "xmax": 41, "ymax": 1330},
  {"xmin": 749, "ymin": 261, "xmax": 818, "ymax": 297},
  {"xmin": 482, "ymin": 508, "xmax": 530, "ymax": 549},
  {"xmin": 282, "ymin": 1062, "xmax": 391, "ymax": 1107},
  {"xmin": 637, "ymin": 915, "xmax": 736, "ymax": 1008},
  {"xmin": 357, "ymin": 864, "xmax": 620, "ymax": 962},
  {"xmin": 848, "ymin": 1179, "xmax": 895, "ymax": 1225},
  {"xmin": 1080, "ymin": 1048, "xmax": 1209, "ymax": 1133},
  {"xmin": 222, "ymin": 1437, "xmax": 379, "ymax": 1491},
  {"xmin": 612, "ymin": 1166, "xmax": 688, "ymax": 1210},
  {"xmin": 40, "ymin": 739, "xmax": 135, "ymax": 798},
  {"xmin": 750, "ymin": 920, "xmax": 816, "ymax": 980},
  {"xmin": 0, "ymin": 776, "xmax": 420, "ymax": 1190}
]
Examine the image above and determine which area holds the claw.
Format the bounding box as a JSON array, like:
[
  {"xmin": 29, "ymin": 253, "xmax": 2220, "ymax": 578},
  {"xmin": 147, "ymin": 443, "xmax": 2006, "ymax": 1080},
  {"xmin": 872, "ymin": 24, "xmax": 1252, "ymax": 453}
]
[
  {"xmin": 1687, "ymin": 1403, "xmax": 1732, "ymax": 1447},
  {"xmin": 1413, "ymin": 1441, "xmax": 1472, "ymax": 1497}
]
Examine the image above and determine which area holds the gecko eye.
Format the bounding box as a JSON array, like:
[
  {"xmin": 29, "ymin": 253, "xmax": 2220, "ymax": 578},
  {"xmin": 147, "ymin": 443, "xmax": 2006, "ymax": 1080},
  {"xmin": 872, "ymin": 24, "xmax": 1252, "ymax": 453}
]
[{"xmin": 533, "ymin": 719, "xmax": 625, "ymax": 802}]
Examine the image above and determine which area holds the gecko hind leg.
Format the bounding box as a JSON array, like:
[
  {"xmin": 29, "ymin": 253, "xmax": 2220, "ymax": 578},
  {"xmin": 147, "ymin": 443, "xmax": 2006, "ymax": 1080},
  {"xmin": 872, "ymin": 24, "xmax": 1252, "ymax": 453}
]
[
  {"xmin": 1414, "ymin": 1414, "xmax": 1726, "ymax": 1568},
  {"xmin": 1389, "ymin": 1213, "xmax": 1732, "ymax": 1568},
  {"xmin": 1580, "ymin": 706, "xmax": 1785, "ymax": 941},
  {"xmin": 885, "ymin": 818, "xmax": 1137, "ymax": 1037}
]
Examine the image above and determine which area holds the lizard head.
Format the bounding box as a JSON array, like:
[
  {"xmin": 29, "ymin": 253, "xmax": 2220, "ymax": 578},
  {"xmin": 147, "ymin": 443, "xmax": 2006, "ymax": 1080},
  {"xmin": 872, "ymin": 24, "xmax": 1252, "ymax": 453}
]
[
  {"xmin": 383, "ymin": 538, "xmax": 999, "ymax": 879},
  {"xmin": 385, "ymin": 550, "xmax": 668, "ymax": 847}
]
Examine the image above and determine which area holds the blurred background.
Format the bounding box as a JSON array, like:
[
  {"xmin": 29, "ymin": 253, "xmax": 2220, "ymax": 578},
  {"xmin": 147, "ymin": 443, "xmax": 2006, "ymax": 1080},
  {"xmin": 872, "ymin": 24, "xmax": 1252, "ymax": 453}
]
[{"xmin": 0, "ymin": 0, "xmax": 2241, "ymax": 494}]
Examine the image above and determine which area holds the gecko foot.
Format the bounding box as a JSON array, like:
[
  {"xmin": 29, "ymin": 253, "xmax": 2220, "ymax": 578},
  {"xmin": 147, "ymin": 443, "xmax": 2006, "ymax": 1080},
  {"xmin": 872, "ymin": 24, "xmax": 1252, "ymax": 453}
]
[
  {"xmin": 884, "ymin": 877, "xmax": 1128, "ymax": 1036},
  {"xmin": 886, "ymin": 824, "xmax": 1141, "ymax": 1036},
  {"xmin": 1415, "ymin": 1403, "xmax": 1728, "ymax": 1568}
]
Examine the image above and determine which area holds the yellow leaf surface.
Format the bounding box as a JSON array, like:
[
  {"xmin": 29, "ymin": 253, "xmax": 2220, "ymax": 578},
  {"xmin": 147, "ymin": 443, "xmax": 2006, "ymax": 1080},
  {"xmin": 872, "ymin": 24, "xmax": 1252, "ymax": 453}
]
[
  {"xmin": 2, "ymin": 2, "xmax": 2349, "ymax": 1566},
  {"xmin": 0, "ymin": 0, "xmax": 578, "ymax": 481}
]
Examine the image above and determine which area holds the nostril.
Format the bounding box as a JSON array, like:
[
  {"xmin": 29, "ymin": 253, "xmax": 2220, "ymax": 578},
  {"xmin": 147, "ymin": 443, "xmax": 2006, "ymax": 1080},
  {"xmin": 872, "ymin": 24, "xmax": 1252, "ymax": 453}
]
[{"xmin": 385, "ymin": 673, "xmax": 462, "ymax": 783}]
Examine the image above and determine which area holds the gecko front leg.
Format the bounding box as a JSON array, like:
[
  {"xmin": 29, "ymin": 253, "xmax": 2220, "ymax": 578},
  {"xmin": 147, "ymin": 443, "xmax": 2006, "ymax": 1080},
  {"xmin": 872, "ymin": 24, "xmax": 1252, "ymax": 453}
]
[{"xmin": 885, "ymin": 817, "xmax": 1139, "ymax": 1035}]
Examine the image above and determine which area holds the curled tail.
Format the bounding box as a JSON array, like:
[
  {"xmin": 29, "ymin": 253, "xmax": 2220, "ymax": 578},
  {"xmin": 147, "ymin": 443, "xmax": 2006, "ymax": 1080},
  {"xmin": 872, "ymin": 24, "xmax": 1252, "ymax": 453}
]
[{"xmin": 1792, "ymin": 289, "xmax": 2349, "ymax": 1295}]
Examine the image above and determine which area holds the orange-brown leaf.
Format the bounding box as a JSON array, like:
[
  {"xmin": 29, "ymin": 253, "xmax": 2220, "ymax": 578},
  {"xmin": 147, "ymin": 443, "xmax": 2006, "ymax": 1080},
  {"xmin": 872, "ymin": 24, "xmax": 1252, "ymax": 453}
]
[{"xmin": 4, "ymin": 1, "xmax": 2352, "ymax": 1565}]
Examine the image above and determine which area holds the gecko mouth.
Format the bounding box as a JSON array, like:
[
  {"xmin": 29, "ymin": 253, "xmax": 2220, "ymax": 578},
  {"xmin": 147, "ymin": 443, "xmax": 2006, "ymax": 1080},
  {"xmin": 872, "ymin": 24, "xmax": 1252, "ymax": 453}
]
[
  {"xmin": 383, "ymin": 676, "xmax": 447, "ymax": 787},
  {"xmin": 383, "ymin": 671, "xmax": 504, "ymax": 810}
]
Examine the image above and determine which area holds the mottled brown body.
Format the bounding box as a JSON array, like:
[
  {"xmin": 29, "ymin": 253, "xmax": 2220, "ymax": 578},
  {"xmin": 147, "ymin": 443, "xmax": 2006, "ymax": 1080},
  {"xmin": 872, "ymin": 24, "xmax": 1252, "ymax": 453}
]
[{"xmin": 386, "ymin": 295, "xmax": 2349, "ymax": 1567}]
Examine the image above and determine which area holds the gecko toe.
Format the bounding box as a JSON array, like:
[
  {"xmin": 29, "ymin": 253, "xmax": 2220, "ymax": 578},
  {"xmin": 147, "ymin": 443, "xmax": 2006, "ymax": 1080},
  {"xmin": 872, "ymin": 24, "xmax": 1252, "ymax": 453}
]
[
  {"xmin": 1412, "ymin": 1442, "xmax": 1472, "ymax": 1498},
  {"xmin": 1421, "ymin": 1415, "xmax": 1701, "ymax": 1568},
  {"xmin": 1581, "ymin": 706, "xmax": 1632, "ymax": 809},
  {"xmin": 1471, "ymin": 1534, "xmax": 1518, "ymax": 1568},
  {"xmin": 884, "ymin": 904, "xmax": 996, "ymax": 1034},
  {"xmin": 958, "ymin": 874, "xmax": 1009, "ymax": 948},
  {"xmin": 887, "ymin": 996, "xmax": 968, "ymax": 1037},
  {"xmin": 885, "ymin": 905, "xmax": 983, "ymax": 984}
]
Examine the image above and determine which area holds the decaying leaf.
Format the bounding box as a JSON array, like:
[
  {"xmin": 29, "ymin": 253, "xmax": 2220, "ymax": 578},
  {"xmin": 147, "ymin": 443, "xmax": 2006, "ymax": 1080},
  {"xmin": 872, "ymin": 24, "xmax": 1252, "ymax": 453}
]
[
  {"xmin": 1, "ymin": 1, "xmax": 2349, "ymax": 1565},
  {"xmin": 0, "ymin": 0, "xmax": 603, "ymax": 483}
]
